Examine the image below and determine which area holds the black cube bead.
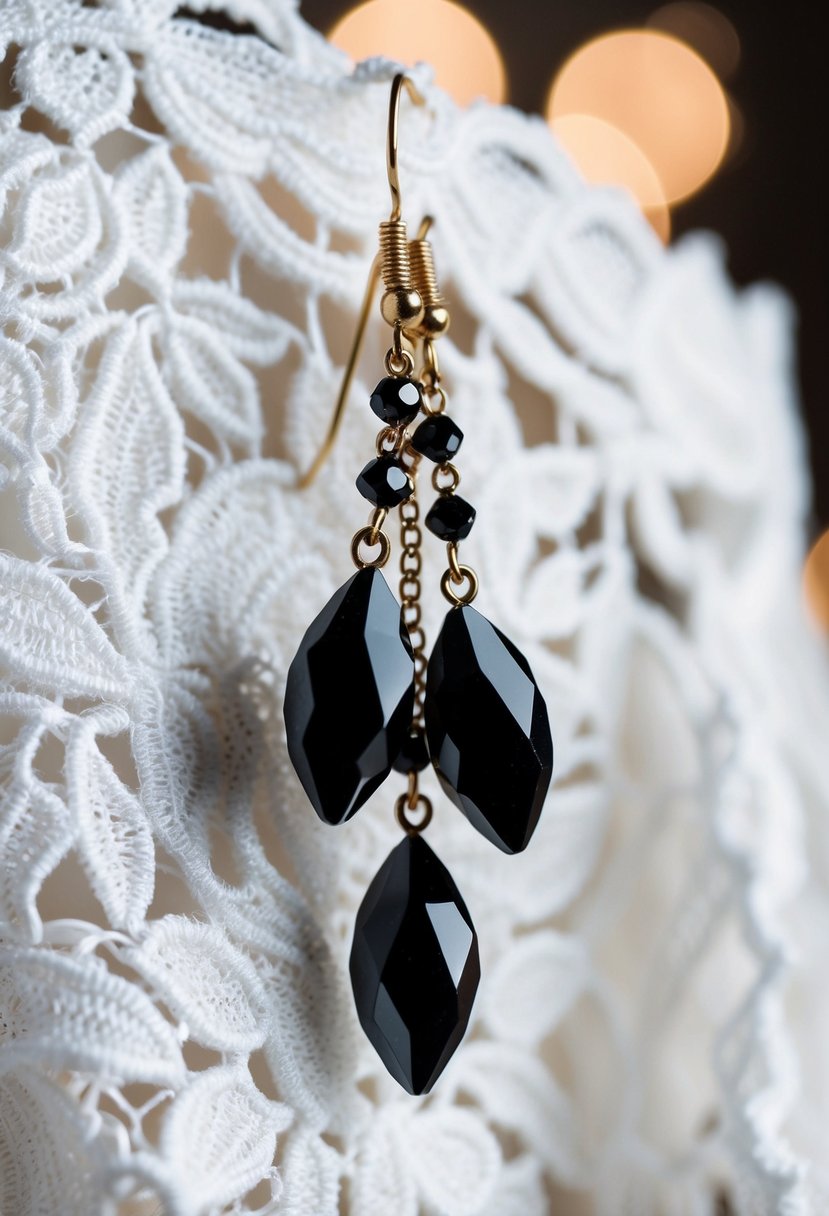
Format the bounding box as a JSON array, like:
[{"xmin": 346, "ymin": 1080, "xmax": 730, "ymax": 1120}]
[
  {"xmin": 369, "ymin": 376, "xmax": 423, "ymax": 426},
  {"xmin": 411, "ymin": 415, "xmax": 464, "ymax": 463},
  {"xmin": 356, "ymin": 456, "xmax": 414, "ymax": 508},
  {"xmin": 393, "ymin": 726, "xmax": 430, "ymax": 773},
  {"xmin": 425, "ymin": 494, "xmax": 476, "ymax": 541}
]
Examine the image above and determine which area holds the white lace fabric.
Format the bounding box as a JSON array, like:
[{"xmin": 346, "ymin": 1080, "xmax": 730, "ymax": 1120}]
[{"xmin": 0, "ymin": 1, "xmax": 827, "ymax": 1213}]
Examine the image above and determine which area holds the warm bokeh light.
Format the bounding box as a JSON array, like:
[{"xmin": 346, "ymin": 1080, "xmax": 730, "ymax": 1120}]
[
  {"xmin": 648, "ymin": 2, "xmax": 741, "ymax": 80},
  {"xmin": 804, "ymin": 530, "xmax": 829, "ymax": 631},
  {"xmin": 329, "ymin": 0, "xmax": 506, "ymax": 107},
  {"xmin": 547, "ymin": 30, "xmax": 730, "ymax": 206},
  {"xmin": 725, "ymin": 93, "xmax": 745, "ymax": 161},
  {"xmin": 550, "ymin": 114, "xmax": 671, "ymax": 242}
]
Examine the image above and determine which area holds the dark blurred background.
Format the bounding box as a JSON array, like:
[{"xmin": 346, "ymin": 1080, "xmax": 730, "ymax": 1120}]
[{"xmin": 298, "ymin": 0, "xmax": 827, "ymax": 538}]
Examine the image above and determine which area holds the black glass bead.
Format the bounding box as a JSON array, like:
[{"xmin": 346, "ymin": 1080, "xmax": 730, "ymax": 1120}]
[
  {"xmin": 411, "ymin": 414, "xmax": 464, "ymax": 463},
  {"xmin": 356, "ymin": 456, "xmax": 414, "ymax": 508},
  {"xmin": 425, "ymin": 605, "xmax": 553, "ymax": 854},
  {"xmin": 392, "ymin": 727, "xmax": 430, "ymax": 773},
  {"xmin": 425, "ymin": 494, "xmax": 476, "ymax": 541},
  {"xmin": 349, "ymin": 833, "xmax": 480, "ymax": 1095},
  {"xmin": 284, "ymin": 568, "xmax": 415, "ymax": 825},
  {"xmin": 369, "ymin": 376, "xmax": 423, "ymax": 425}
]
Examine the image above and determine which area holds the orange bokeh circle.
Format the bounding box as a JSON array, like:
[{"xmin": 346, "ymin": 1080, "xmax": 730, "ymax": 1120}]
[{"xmin": 329, "ymin": 0, "xmax": 506, "ymax": 107}]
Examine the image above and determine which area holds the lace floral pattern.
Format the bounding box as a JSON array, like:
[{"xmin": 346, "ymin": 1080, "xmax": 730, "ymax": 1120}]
[{"xmin": 0, "ymin": 2, "xmax": 826, "ymax": 1213}]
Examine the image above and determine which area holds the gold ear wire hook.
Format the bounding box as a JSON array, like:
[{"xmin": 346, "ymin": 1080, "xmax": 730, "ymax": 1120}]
[
  {"xmin": 387, "ymin": 74, "xmax": 425, "ymax": 221},
  {"xmin": 298, "ymin": 74, "xmax": 426, "ymax": 490}
]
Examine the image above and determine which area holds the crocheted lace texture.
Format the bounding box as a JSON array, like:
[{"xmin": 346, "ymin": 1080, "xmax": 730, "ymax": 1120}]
[{"xmin": 0, "ymin": 2, "xmax": 827, "ymax": 1213}]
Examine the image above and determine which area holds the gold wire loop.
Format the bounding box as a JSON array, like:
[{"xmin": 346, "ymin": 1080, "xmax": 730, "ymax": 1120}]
[
  {"xmin": 396, "ymin": 790, "xmax": 433, "ymax": 834},
  {"xmin": 385, "ymin": 343, "xmax": 414, "ymax": 378},
  {"xmin": 440, "ymin": 564, "xmax": 479, "ymax": 606},
  {"xmin": 432, "ymin": 462, "xmax": 460, "ymax": 494},
  {"xmin": 421, "ymin": 383, "xmax": 447, "ymax": 416},
  {"xmin": 447, "ymin": 541, "xmax": 464, "ymax": 584},
  {"xmin": 375, "ymin": 427, "xmax": 398, "ymax": 456},
  {"xmin": 351, "ymin": 525, "xmax": 392, "ymax": 569}
]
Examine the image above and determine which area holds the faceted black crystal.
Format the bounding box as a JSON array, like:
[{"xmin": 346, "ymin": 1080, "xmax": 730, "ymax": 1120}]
[
  {"xmin": 425, "ymin": 605, "xmax": 553, "ymax": 854},
  {"xmin": 411, "ymin": 414, "xmax": 464, "ymax": 463},
  {"xmin": 392, "ymin": 726, "xmax": 430, "ymax": 774},
  {"xmin": 356, "ymin": 456, "xmax": 414, "ymax": 508},
  {"xmin": 284, "ymin": 568, "xmax": 415, "ymax": 825},
  {"xmin": 369, "ymin": 376, "xmax": 423, "ymax": 425},
  {"xmin": 349, "ymin": 833, "xmax": 480, "ymax": 1094},
  {"xmin": 425, "ymin": 494, "xmax": 476, "ymax": 541}
]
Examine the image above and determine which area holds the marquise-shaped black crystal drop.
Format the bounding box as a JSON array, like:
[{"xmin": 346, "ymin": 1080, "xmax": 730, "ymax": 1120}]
[
  {"xmin": 349, "ymin": 833, "xmax": 480, "ymax": 1094},
  {"xmin": 425, "ymin": 605, "xmax": 553, "ymax": 854},
  {"xmin": 284, "ymin": 568, "xmax": 415, "ymax": 825}
]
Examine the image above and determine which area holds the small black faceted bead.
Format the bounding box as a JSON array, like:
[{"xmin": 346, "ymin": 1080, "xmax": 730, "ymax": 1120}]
[
  {"xmin": 425, "ymin": 494, "xmax": 476, "ymax": 541},
  {"xmin": 356, "ymin": 456, "xmax": 414, "ymax": 508},
  {"xmin": 393, "ymin": 727, "xmax": 430, "ymax": 773},
  {"xmin": 369, "ymin": 376, "xmax": 423, "ymax": 425},
  {"xmin": 411, "ymin": 414, "xmax": 464, "ymax": 463}
]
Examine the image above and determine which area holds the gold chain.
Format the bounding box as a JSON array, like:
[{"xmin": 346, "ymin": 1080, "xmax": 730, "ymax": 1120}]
[
  {"xmin": 393, "ymin": 451, "xmax": 434, "ymax": 832},
  {"xmin": 399, "ymin": 476, "xmax": 427, "ymax": 729}
]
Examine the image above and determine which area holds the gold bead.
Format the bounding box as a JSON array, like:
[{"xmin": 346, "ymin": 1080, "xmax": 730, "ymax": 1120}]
[
  {"xmin": 418, "ymin": 304, "xmax": 451, "ymax": 338},
  {"xmin": 381, "ymin": 287, "xmax": 424, "ymax": 327}
]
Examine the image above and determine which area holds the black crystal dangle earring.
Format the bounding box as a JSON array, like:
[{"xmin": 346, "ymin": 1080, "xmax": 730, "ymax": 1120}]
[
  {"xmin": 349, "ymin": 213, "xmax": 484, "ymax": 1097},
  {"xmin": 285, "ymin": 75, "xmax": 481, "ymax": 1096}
]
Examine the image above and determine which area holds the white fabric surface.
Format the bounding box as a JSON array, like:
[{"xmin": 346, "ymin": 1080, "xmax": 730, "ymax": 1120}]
[{"xmin": 0, "ymin": 1, "xmax": 827, "ymax": 1212}]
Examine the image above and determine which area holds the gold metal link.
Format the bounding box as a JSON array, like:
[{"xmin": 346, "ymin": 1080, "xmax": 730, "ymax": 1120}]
[
  {"xmin": 406, "ymin": 624, "xmax": 426, "ymax": 652},
  {"xmin": 421, "ymin": 383, "xmax": 447, "ymax": 416},
  {"xmin": 399, "ymin": 496, "xmax": 428, "ymax": 730},
  {"xmin": 351, "ymin": 524, "xmax": 391, "ymax": 569},
  {"xmin": 375, "ymin": 426, "xmax": 398, "ymax": 456},
  {"xmin": 400, "ymin": 548, "xmax": 422, "ymax": 575},
  {"xmin": 432, "ymin": 462, "xmax": 460, "ymax": 494},
  {"xmin": 385, "ymin": 340, "xmax": 414, "ymax": 378},
  {"xmin": 395, "ymin": 789, "xmax": 433, "ymax": 834},
  {"xmin": 403, "ymin": 606, "xmax": 422, "ymax": 633},
  {"xmin": 400, "ymin": 576, "xmax": 420, "ymax": 601},
  {"xmin": 447, "ymin": 540, "xmax": 463, "ymax": 583},
  {"xmin": 400, "ymin": 521, "xmax": 422, "ymax": 548},
  {"xmin": 440, "ymin": 563, "xmax": 479, "ymax": 606}
]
